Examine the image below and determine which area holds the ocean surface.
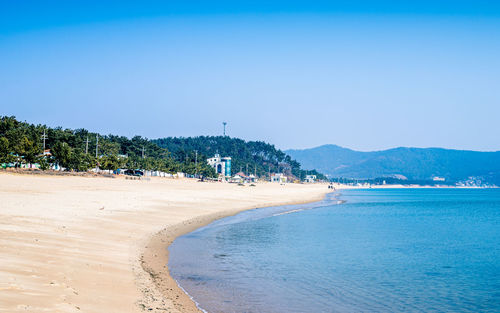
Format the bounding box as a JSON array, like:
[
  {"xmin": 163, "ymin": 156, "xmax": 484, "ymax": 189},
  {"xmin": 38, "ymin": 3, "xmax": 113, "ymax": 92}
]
[{"xmin": 169, "ymin": 188, "xmax": 500, "ymax": 313}]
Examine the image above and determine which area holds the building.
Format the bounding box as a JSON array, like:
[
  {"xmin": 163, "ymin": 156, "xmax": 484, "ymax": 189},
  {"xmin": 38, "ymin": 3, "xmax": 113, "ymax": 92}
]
[
  {"xmin": 271, "ymin": 173, "xmax": 287, "ymax": 184},
  {"xmin": 304, "ymin": 175, "xmax": 317, "ymax": 183},
  {"xmin": 207, "ymin": 154, "xmax": 231, "ymax": 177}
]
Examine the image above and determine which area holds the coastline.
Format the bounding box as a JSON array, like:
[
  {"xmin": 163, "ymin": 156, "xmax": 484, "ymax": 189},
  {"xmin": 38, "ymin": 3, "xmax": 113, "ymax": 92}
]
[
  {"xmin": 140, "ymin": 192, "xmax": 330, "ymax": 313},
  {"xmin": 164, "ymin": 187, "xmax": 500, "ymax": 313},
  {"xmin": 2, "ymin": 172, "xmax": 486, "ymax": 313},
  {"xmin": 160, "ymin": 186, "xmax": 491, "ymax": 311},
  {"xmin": 0, "ymin": 172, "xmax": 329, "ymax": 313}
]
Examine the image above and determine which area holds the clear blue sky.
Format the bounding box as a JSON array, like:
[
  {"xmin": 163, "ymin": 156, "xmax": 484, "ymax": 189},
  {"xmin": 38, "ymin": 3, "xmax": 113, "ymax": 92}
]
[{"xmin": 1, "ymin": 1, "xmax": 499, "ymax": 151}]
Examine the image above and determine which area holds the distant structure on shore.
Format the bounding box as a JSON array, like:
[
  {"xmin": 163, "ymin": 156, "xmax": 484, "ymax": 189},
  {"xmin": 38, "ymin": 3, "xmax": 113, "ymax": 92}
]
[
  {"xmin": 271, "ymin": 173, "xmax": 287, "ymax": 184},
  {"xmin": 304, "ymin": 174, "xmax": 317, "ymax": 183},
  {"xmin": 207, "ymin": 154, "xmax": 231, "ymax": 177}
]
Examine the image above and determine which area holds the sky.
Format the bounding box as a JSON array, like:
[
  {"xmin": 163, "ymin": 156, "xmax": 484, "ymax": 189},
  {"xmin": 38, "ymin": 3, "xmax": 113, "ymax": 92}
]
[{"xmin": 1, "ymin": 1, "xmax": 499, "ymax": 151}]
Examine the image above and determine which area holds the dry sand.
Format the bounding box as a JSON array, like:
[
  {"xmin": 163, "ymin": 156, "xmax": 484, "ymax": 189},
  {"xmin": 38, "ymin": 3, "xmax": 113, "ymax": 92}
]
[{"xmin": 0, "ymin": 172, "xmax": 329, "ymax": 313}]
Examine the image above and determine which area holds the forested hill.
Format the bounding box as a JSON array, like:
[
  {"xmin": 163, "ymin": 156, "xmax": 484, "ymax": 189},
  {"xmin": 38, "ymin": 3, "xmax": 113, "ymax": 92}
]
[
  {"xmin": 285, "ymin": 144, "xmax": 500, "ymax": 185},
  {"xmin": 0, "ymin": 116, "xmax": 325, "ymax": 180},
  {"xmin": 153, "ymin": 136, "xmax": 325, "ymax": 180},
  {"xmin": 0, "ymin": 116, "xmax": 215, "ymax": 176}
]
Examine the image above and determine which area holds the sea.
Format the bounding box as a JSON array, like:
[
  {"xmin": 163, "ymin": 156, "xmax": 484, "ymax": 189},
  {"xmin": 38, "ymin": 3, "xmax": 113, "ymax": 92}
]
[{"xmin": 169, "ymin": 188, "xmax": 500, "ymax": 313}]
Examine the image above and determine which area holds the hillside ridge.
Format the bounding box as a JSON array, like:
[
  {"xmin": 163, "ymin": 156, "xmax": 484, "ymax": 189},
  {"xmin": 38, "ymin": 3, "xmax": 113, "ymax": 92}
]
[{"xmin": 285, "ymin": 144, "xmax": 500, "ymax": 185}]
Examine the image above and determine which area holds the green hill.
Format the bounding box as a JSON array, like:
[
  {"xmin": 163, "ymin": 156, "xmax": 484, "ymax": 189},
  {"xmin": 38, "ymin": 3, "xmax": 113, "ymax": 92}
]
[
  {"xmin": 0, "ymin": 116, "xmax": 215, "ymax": 176},
  {"xmin": 153, "ymin": 136, "xmax": 325, "ymax": 180},
  {"xmin": 0, "ymin": 116, "xmax": 325, "ymax": 180}
]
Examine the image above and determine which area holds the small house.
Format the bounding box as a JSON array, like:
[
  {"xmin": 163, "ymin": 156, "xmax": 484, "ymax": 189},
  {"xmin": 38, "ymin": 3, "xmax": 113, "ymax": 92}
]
[{"xmin": 271, "ymin": 173, "xmax": 287, "ymax": 184}]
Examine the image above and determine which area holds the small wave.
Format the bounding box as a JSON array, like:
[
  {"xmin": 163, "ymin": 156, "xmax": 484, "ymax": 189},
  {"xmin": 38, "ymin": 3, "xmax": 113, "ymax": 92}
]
[
  {"xmin": 273, "ymin": 199, "xmax": 347, "ymax": 216},
  {"xmin": 273, "ymin": 208, "xmax": 307, "ymax": 216}
]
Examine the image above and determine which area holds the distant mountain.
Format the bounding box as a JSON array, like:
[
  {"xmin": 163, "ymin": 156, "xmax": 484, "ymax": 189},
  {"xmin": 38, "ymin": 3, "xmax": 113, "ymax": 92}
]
[{"xmin": 285, "ymin": 145, "xmax": 500, "ymax": 185}]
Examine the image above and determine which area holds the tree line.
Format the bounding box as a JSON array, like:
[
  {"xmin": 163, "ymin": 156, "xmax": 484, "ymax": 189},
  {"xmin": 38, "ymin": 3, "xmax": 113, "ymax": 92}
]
[
  {"xmin": 153, "ymin": 136, "xmax": 326, "ymax": 180},
  {"xmin": 0, "ymin": 116, "xmax": 326, "ymax": 180},
  {"xmin": 0, "ymin": 116, "xmax": 216, "ymax": 176}
]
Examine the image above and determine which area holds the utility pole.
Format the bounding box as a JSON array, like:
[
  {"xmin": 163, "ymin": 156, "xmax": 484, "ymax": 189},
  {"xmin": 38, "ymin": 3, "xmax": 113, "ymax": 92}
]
[
  {"xmin": 246, "ymin": 163, "xmax": 248, "ymax": 176},
  {"xmin": 223, "ymin": 122, "xmax": 227, "ymax": 136},
  {"xmin": 142, "ymin": 146, "xmax": 145, "ymax": 159},
  {"xmin": 254, "ymin": 164, "xmax": 256, "ymax": 177},
  {"xmin": 41, "ymin": 129, "xmax": 48, "ymax": 151},
  {"xmin": 195, "ymin": 150, "xmax": 198, "ymax": 176},
  {"xmin": 85, "ymin": 136, "xmax": 89, "ymax": 154},
  {"xmin": 95, "ymin": 135, "xmax": 99, "ymax": 158}
]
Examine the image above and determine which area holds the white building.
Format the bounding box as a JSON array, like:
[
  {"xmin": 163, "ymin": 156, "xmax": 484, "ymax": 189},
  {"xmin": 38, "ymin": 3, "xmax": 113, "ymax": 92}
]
[
  {"xmin": 271, "ymin": 173, "xmax": 287, "ymax": 184},
  {"xmin": 304, "ymin": 175, "xmax": 317, "ymax": 183},
  {"xmin": 207, "ymin": 154, "xmax": 232, "ymax": 177}
]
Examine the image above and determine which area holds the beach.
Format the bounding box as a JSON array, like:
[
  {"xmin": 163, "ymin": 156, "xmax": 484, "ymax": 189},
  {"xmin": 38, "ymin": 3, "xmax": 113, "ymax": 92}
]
[{"xmin": 0, "ymin": 172, "xmax": 329, "ymax": 313}]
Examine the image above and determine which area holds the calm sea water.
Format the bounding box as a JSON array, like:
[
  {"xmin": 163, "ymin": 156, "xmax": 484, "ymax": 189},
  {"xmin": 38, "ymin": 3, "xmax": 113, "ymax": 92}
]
[{"xmin": 169, "ymin": 189, "xmax": 500, "ymax": 313}]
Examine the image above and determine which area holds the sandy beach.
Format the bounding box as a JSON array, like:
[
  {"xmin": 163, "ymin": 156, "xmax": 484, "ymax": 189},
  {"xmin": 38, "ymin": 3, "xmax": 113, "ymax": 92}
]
[{"xmin": 0, "ymin": 172, "xmax": 329, "ymax": 313}]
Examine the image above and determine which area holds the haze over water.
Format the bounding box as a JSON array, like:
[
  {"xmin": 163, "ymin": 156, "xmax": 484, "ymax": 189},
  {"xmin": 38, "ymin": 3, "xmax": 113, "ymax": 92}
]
[{"xmin": 170, "ymin": 189, "xmax": 500, "ymax": 312}]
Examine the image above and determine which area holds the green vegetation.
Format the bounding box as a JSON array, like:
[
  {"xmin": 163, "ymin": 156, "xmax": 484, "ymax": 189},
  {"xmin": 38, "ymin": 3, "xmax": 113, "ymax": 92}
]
[
  {"xmin": 153, "ymin": 136, "xmax": 326, "ymax": 180},
  {"xmin": 0, "ymin": 116, "xmax": 216, "ymax": 176},
  {"xmin": 0, "ymin": 116, "xmax": 326, "ymax": 181}
]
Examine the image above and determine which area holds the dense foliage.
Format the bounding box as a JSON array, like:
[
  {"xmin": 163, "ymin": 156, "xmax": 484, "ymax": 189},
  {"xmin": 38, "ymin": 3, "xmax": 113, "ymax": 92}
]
[
  {"xmin": 0, "ymin": 116, "xmax": 326, "ymax": 180},
  {"xmin": 153, "ymin": 136, "xmax": 326, "ymax": 180},
  {"xmin": 0, "ymin": 116, "xmax": 216, "ymax": 176}
]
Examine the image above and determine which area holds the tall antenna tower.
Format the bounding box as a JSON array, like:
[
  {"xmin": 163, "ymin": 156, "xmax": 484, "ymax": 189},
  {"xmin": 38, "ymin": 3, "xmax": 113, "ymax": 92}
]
[{"xmin": 223, "ymin": 122, "xmax": 227, "ymax": 136}]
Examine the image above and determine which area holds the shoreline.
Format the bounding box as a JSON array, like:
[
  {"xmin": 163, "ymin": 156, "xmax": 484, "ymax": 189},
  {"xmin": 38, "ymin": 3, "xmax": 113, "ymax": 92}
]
[
  {"xmin": 0, "ymin": 172, "xmax": 330, "ymax": 313},
  {"xmin": 2, "ymin": 172, "xmax": 488, "ymax": 313},
  {"xmin": 140, "ymin": 192, "xmax": 330, "ymax": 313},
  {"xmin": 156, "ymin": 187, "xmax": 500, "ymax": 313},
  {"xmin": 148, "ymin": 185, "xmax": 489, "ymax": 312}
]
